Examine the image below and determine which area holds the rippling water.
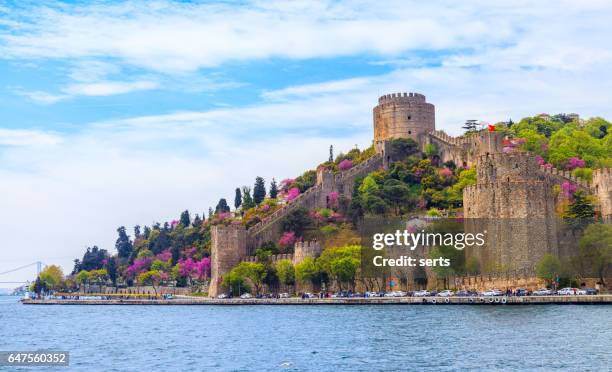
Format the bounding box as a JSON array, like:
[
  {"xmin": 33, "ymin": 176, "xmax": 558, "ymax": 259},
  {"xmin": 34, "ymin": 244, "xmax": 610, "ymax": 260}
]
[{"xmin": 0, "ymin": 296, "xmax": 610, "ymax": 371}]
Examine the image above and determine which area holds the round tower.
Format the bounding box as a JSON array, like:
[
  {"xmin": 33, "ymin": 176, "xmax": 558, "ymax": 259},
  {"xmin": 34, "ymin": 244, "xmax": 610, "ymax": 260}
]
[{"xmin": 373, "ymin": 92, "xmax": 435, "ymax": 153}]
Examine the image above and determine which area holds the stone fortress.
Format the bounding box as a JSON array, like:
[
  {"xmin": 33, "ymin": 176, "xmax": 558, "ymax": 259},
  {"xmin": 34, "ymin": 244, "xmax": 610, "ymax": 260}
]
[{"xmin": 209, "ymin": 93, "xmax": 612, "ymax": 296}]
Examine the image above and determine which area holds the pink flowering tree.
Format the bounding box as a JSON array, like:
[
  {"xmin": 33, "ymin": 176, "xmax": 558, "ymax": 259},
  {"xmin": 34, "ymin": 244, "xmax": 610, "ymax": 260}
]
[
  {"xmin": 286, "ymin": 187, "xmax": 300, "ymax": 201},
  {"xmin": 566, "ymin": 157, "xmax": 585, "ymax": 170},
  {"xmin": 127, "ymin": 257, "xmax": 153, "ymax": 279},
  {"xmin": 535, "ymin": 155, "xmax": 545, "ymax": 166},
  {"xmin": 327, "ymin": 191, "xmax": 339, "ymax": 209},
  {"xmin": 561, "ymin": 181, "xmax": 577, "ymax": 199},
  {"xmin": 280, "ymin": 178, "xmax": 295, "ymax": 192},
  {"xmin": 338, "ymin": 159, "xmax": 353, "ymax": 171},
  {"xmin": 439, "ymin": 168, "xmax": 453, "ymax": 179},
  {"xmin": 156, "ymin": 250, "xmax": 172, "ymax": 262},
  {"xmin": 196, "ymin": 257, "xmax": 211, "ymax": 280},
  {"xmin": 279, "ymin": 231, "xmax": 297, "ymax": 250}
]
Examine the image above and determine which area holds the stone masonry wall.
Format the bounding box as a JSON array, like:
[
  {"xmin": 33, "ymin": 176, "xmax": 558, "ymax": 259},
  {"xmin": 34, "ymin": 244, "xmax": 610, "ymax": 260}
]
[
  {"xmin": 209, "ymin": 225, "xmax": 247, "ymax": 297},
  {"xmin": 373, "ymin": 93, "xmax": 435, "ymax": 153},
  {"xmin": 593, "ymin": 168, "xmax": 612, "ymax": 220}
]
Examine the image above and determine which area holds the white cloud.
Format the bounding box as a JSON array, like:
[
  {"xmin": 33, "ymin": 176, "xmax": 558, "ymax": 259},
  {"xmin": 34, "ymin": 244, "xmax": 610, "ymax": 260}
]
[
  {"xmin": 63, "ymin": 80, "xmax": 158, "ymax": 96},
  {"xmin": 18, "ymin": 90, "xmax": 68, "ymax": 104},
  {"xmin": 4, "ymin": 0, "xmax": 610, "ymax": 74},
  {"xmin": 0, "ymin": 128, "xmax": 63, "ymax": 146}
]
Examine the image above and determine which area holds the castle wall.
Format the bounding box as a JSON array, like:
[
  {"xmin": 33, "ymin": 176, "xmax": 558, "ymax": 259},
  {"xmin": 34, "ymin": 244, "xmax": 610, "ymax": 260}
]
[
  {"xmin": 209, "ymin": 225, "xmax": 247, "ymax": 297},
  {"xmin": 373, "ymin": 93, "xmax": 435, "ymax": 153},
  {"xmin": 593, "ymin": 168, "xmax": 612, "ymax": 221},
  {"xmin": 463, "ymin": 152, "xmax": 558, "ymax": 272}
]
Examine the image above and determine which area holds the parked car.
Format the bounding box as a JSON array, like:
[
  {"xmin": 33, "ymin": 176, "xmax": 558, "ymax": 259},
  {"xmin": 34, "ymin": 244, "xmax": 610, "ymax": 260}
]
[
  {"xmin": 437, "ymin": 290, "xmax": 454, "ymax": 297},
  {"xmin": 576, "ymin": 288, "xmax": 587, "ymax": 295},
  {"xmin": 413, "ymin": 290, "xmax": 430, "ymax": 297},
  {"xmin": 557, "ymin": 287, "xmax": 579, "ymax": 295},
  {"xmin": 515, "ymin": 288, "xmax": 530, "ymax": 296},
  {"xmin": 279, "ymin": 292, "xmax": 290, "ymax": 298},
  {"xmin": 240, "ymin": 293, "xmax": 252, "ymax": 299},
  {"xmin": 303, "ymin": 292, "xmax": 315, "ymax": 299},
  {"xmin": 455, "ymin": 290, "xmax": 470, "ymax": 297},
  {"xmin": 217, "ymin": 293, "xmax": 230, "ymax": 299},
  {"xmin": 532, "ymin": 288, "xmax": 552, "ymax": 296},
  {"xmin": 482, "ymin": 289, "xmax": 503, "ymax": 296},
  {"xmin": 582, "ymin": 288, "xmax": 598, "ymax": 295}
]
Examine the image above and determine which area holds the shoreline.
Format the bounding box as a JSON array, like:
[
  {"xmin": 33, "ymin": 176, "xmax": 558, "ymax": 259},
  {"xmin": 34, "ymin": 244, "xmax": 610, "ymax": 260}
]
[{"xmin": 21, "ymin": 294, "xmax": 612, "ymax": 305}]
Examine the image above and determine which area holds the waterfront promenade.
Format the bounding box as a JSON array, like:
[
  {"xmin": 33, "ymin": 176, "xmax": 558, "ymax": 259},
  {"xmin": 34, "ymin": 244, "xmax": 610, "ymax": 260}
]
[{"xmin": 22, "ymin": 295, "xmax": 612, "ymax": 305}]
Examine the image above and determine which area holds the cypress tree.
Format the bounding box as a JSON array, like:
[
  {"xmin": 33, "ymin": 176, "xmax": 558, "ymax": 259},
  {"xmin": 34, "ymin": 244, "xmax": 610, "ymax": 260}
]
[
  {"xmin": 234, "ymin": 187, "xmax": 242, "ymax": 210},
  {"xmin": 253, "ymin": 176, "xmax": 266, "ymax": 205},
  {"xmin": 270, "ymin": 178, "xmax": 279, "ymax": 199}
]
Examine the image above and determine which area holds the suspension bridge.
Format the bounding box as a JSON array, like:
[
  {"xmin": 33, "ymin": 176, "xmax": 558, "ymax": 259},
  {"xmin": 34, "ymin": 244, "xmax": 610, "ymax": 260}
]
[{"xmin": 0, "ymin": 261, "xmax": 43, "ymax": 286}]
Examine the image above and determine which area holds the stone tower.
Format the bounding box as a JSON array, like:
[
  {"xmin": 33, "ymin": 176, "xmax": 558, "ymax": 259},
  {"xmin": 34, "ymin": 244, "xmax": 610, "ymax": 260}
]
[
  {"xmin": 592, "ymin": 168, "xmax": 612, "ymax": 221},
  {"xmin": 209, "ymin": 225, "xmax": 247, "ymax": 297},
  {"xmin": 373, "ymin": 92, "xmax": 435, "ymax": 153},
  {"xmin": 463, "ymin": 152, "xmax": 558, "ymax": 272}
]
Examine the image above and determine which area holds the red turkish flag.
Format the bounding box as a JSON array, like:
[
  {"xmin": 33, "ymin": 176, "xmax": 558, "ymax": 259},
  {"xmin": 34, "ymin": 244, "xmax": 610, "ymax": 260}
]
[{"xmin": 488, "ymin": 124, "xmax": 496, "ymax": 132}]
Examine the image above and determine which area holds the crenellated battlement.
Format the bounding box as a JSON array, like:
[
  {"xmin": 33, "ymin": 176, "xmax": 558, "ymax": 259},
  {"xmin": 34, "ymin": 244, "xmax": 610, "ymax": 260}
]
[
  {"xmin": 377, "ymin": 92, "xmax": 426, "ymax": 105},
  {"xmin": 293, "ymin": 240, "xmax": 322, "ymax": 264}
]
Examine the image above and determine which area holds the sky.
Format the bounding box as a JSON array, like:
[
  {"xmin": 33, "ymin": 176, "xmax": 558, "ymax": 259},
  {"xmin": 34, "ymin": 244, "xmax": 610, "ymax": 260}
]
[{"xmin": 1, "ymin": 0, "xmax": 612, "ymax": 286}]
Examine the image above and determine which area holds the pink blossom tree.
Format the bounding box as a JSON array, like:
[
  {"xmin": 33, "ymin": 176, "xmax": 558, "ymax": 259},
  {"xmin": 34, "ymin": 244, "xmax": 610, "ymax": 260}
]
[
  {"xmin": 566, "ymin": 157, "xmax": 585, "ymax": 170},
  {"xmin": 338, "ymin": 159, "xmax": 353, "ymax": 171},
  {"xmin": 561, "ymin": 181, "xmax": 577, "ymax": 199},
  {"xmin": 279, "ymin": 231, "xmax": 297, "ymax": 250},
  {"xmin": 286, "ymin": 187, "xmax": 300, "ymax": 201}
]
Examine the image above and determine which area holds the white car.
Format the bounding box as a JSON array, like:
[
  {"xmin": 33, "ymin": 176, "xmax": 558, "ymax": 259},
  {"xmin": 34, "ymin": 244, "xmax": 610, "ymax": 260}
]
[
  {"xmin": 482, "ymin": 289, "xmax": 503, "ymax": 296},
  {"xmin": 532, "ymin": 288, "xmax": 552, "ymax": 296},
  {"xmin": 437, "ymin": 290, "xmax": 454, "ymax": 297},
  {"xmin": 413, "ymin": 290, "xmax": 430, "ymax": 297},
  {"xmin": 240, "ymin": 293, "xmax": 252, "ymax": 299},
  {"xmin": 279, "ymin": 293, "xmax": 290, "ymax": 298},
  {"xmin": 558, "ymin": 288, "xmax": 584, "ymax": 295},
  {"xmin": 217, "ymin": 293, "xmax": 229, "ymax": 299}
]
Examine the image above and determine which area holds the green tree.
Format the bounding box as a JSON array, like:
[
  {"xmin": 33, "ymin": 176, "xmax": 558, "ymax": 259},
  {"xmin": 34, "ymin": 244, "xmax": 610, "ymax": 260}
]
[
  {"xmin": 242, "ymin": 186, "xmax": 255, "ymax": 210},
  {"xmin": 115, "ymin": 226, "xmax": 133, "ymax": 259},
  {"xmin": 578, "ymin": 223, "xmax": 612, "ymax": 285},
  {"xmin": 389, "ymin": 138, "xmax": 419, "ymax": 159},
  {"xmin": 281, "ymin": 207, "xmax": 313, "ymax": 237},
  {"xmin": 316, "ymin": 245, "xmax": 361, "ymax": 290},
  {"xmin": 75, "ymin": 270, "xmax": 90, "ymax": 285},
  {"xmin": 136, "ymin": 270, "xmax": 163, "ymax": 295},
  {"xmin": 89, "ymin": 269, "xmax": 109, "ymax": 284},
  {"xmin": 215, "ymin": 198, "xmax": 230, "ymax": 213},
  {"xmin": 424, "ymin": 143, "xmax": 438, "ymax": 158},
  {"xmin": 38, "ymin": 265, "xmax": 65, "ymax": 291},
  {"xmin": 269, "ymin": 178, "xmax": 279, "ymax": 199},
  {"xmin": 107, "ymin": 257, "xmax": 118, "ymax": 285},
  {"xmin": 295, "ymin": 257, "xmax": 317, "ymax": 285},
  {"xmin": 235, "ymin": 261, "xmax": 267, "ymax": 295},
  {"xmin": 221, "ymin": 269, "xmax": 250, "ymax": 296},
  {"xmin": 179, "ymin": 210, "xmax": 191, "ymax": 227},
  {"xmin": 234, "ymin": 187, "xmax": 242, "ymax": 210},
  {"xmin": 276, "ymin": 259, "xmax": 295, "ymax": 286},
  {"xmin": 253, "ymin": 177, "xmax": 266, "ymax": 205},
  {"xmin": 536, "ymin": 254, "xmax": 561, "ymax": 285},
  {"xmin": 564, "ymin": 191, "xmax": 595, "ymax": 229}
]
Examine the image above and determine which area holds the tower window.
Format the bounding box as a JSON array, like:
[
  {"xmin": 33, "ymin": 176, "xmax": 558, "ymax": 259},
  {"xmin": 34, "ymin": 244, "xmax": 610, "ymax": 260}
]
[
  {"xmin": 408, "ymin": 115, "xmax": 412, "ymax": 120},
  {"xmin": 408, "ymin": 130, "xmax": 412, "ymax": 134}
]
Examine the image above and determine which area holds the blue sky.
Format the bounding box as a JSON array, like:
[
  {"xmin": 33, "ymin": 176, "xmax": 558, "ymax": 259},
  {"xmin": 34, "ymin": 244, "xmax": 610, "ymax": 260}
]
[{"xmin": 1, "ymin": 0, "xmax": 612, "ymax": 284}]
